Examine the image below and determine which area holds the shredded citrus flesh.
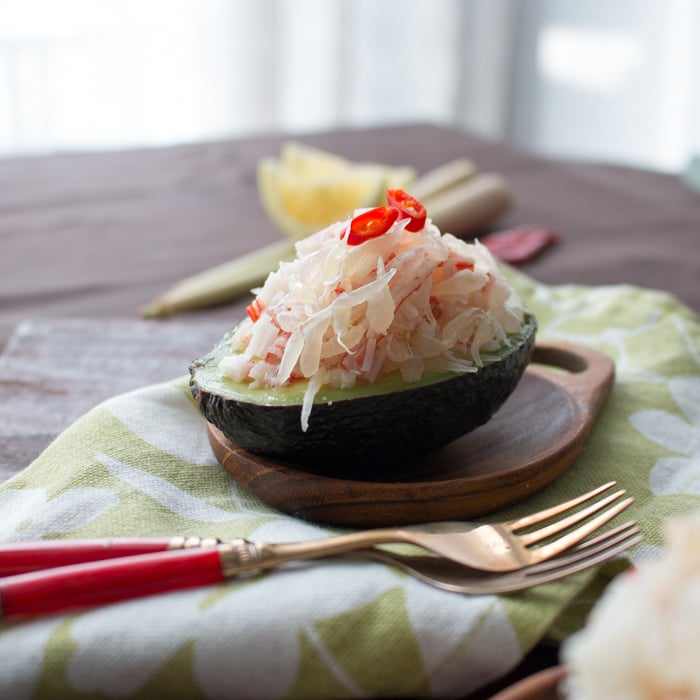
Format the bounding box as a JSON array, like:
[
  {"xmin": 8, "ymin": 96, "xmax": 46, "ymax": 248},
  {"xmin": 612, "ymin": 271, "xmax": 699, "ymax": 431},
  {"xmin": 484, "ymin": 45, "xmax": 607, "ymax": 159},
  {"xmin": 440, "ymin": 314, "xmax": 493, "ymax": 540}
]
[{"xmin": 219, "ymin": 214, "xmax": 526, "ymax": 430}]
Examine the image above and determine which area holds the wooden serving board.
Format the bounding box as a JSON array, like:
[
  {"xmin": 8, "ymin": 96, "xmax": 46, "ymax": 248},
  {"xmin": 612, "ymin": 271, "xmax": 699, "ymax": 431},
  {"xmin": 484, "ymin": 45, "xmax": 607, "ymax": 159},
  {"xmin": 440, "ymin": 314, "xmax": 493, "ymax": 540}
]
[{"xmin": 207, "ymin": 342, "xmax": 615, "ymax": 527}]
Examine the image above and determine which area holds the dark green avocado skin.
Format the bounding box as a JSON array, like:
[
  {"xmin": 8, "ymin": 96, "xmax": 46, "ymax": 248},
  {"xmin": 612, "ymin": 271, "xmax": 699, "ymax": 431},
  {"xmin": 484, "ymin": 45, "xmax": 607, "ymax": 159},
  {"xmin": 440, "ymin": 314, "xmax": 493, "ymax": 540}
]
[{"xmin": 190, "ymin": 315, "xmax": 536, "ymax": 468}]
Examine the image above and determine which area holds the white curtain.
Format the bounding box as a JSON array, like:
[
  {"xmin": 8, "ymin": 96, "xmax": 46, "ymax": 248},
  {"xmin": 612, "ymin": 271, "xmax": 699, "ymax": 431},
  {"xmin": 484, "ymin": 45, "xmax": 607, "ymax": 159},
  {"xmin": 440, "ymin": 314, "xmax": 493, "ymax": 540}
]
[
  {"xmin": 0, "ymin": 0, "xmax": 514, "ymax": 156},
  {"xmin": 508, "ymin": 0, "xmax": 700, "ymax": 171},
  {"xmin": 0, "ymin": 0, "xmax": 697, "ymax": 171}
]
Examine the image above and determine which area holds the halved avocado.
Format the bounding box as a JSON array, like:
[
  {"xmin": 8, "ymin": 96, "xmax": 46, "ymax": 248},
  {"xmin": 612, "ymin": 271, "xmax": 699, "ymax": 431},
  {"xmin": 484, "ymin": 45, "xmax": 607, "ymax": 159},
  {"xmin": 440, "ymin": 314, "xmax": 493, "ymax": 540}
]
[{"xmin": 190, "ymin": 315, "xmax": 536, "ymax": 469}]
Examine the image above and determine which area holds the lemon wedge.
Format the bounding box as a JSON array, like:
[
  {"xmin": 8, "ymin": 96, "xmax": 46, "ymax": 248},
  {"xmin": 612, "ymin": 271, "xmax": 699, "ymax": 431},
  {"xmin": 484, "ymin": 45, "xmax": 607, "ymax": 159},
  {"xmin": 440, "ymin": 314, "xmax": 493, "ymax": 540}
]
[
  {"xmin": 278, "ymin": 141, "xmax": 350, "ymax": 177},
  {"xmin": 257, "ymin": 142, "xmax": 416, "ymax": 240}
]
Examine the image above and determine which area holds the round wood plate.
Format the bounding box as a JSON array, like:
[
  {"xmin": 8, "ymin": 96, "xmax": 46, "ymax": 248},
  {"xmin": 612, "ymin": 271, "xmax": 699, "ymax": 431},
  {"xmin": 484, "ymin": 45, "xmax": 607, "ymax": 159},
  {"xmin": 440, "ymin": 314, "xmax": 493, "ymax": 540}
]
[{"xmin": 207, "ymin": 342, "xmax": 614, "ymax": 527}]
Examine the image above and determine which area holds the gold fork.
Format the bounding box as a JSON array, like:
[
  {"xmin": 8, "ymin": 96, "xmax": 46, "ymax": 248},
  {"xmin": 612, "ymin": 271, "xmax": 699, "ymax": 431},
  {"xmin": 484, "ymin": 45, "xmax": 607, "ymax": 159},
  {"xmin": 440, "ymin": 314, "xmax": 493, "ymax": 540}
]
[
  {"xmin": 0, "ymin": 482, "xmax": 632, "ymax": 618},
  {"xmin": 222, "ymin": 481, "xmax": 631, "ymax": 574}
]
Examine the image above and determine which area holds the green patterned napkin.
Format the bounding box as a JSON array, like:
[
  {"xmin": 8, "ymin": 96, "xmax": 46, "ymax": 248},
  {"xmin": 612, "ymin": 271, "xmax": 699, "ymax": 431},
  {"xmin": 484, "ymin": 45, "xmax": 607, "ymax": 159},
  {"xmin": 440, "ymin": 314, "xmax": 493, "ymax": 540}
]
[{"xmin": 1, "ymin": 271, "xmax": 699, "ymax": 699}]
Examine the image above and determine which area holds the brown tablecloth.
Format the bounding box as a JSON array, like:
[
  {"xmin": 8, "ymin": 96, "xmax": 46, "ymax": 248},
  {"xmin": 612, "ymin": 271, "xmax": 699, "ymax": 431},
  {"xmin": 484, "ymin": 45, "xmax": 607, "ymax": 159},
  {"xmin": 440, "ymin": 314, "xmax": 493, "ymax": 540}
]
[
  {"xmin": 1, "ymin": 122, "xmax": 698, "ymax": 697},
  {"xmin": 2, "ymin": 123, "xmax": 698, "ymax": 356},
  {"xmin": 2, "ymin": 122, "xmax": 699, "ymax": 482}
]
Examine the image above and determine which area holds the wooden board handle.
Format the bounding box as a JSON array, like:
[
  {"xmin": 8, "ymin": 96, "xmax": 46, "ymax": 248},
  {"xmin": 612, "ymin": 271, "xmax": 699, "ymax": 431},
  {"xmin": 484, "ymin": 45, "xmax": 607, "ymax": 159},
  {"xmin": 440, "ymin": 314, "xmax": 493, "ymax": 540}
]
[{"xmin": 529, "ymin": 342, "xmax": 615, "ymax": 415}]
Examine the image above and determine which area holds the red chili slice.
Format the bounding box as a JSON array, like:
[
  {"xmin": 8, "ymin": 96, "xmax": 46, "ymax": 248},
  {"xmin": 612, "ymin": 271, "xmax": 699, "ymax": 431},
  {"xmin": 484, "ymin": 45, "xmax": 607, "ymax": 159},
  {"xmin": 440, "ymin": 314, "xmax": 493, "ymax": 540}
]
[
  {"xmin": 346, "ymin": 206, "xmax": 400, "ymax": 246},
  {"xmin": 387, "ymin": 188, "xmax": 427, "ymax": 232}
]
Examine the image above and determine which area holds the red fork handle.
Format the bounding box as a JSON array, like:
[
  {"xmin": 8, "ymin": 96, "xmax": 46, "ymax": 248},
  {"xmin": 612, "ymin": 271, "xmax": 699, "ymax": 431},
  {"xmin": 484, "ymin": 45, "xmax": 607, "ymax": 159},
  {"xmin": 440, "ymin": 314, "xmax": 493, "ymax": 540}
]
[
  {"xmin": 0, "ymin": 539, "xmax": 174, "ymax": 576},
  {"xmin": 0, "ymin": 537, "xmax": 221, "ymax": 576},
  {"xmin": 0, "ymin": 547, "xmax": 226, "ymax": 618}
]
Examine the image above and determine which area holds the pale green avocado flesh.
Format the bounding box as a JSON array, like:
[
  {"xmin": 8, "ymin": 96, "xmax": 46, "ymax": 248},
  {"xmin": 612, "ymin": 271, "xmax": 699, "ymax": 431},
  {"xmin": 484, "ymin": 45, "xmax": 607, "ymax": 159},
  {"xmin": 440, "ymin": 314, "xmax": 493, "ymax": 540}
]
[{"xmin": 190, "ymin": 314, "xmax": 536, "ymax": 468}]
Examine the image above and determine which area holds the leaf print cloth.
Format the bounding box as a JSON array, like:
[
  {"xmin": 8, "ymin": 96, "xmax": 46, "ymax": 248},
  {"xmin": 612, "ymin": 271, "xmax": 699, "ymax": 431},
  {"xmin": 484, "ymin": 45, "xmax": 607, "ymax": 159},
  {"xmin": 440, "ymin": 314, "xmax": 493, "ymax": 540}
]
[{"xmin": 1, "ymin": 269, "xmax": 699, "ymax": 699}]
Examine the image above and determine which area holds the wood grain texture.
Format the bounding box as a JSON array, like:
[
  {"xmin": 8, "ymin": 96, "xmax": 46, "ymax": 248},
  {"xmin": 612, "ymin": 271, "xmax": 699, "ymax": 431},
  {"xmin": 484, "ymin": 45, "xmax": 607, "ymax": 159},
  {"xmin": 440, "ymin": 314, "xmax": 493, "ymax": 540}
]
[
  {"xmin": 209, "ymin": 342, "xmax": 614, "ymax": 526},
  {"xmin": 0, "ymin": 318, "xmax": 229, "ymax": 481}
]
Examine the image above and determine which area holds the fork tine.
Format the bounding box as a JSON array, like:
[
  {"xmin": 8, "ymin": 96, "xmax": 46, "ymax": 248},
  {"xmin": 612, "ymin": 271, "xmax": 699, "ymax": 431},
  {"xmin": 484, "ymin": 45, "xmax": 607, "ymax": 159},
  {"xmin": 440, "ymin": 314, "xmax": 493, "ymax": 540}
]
[
  {"xmin": 507, "ymin": 481, "xmax": 617, "ymax": 531},
  {"xmin": 487, "ymin": 527, "xmax": 641, "ymax": 594},
  {"xmin": 525, "ymin": 521, "xmax": 640, "ymax": 574},
  {"xmin": 521, "ymin": 530, "xmax": 642, "ymax": 586},
  {"xmin": 366, "ymin": 525, "xmax": 641, "ymax": 595},
  {"xmin": 527, "ymin": 496, "xmax": 634, "ymax": 563},
  {"xmin": 518, "ymin": 489, "xmax": 627, "ymax": 546}
]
